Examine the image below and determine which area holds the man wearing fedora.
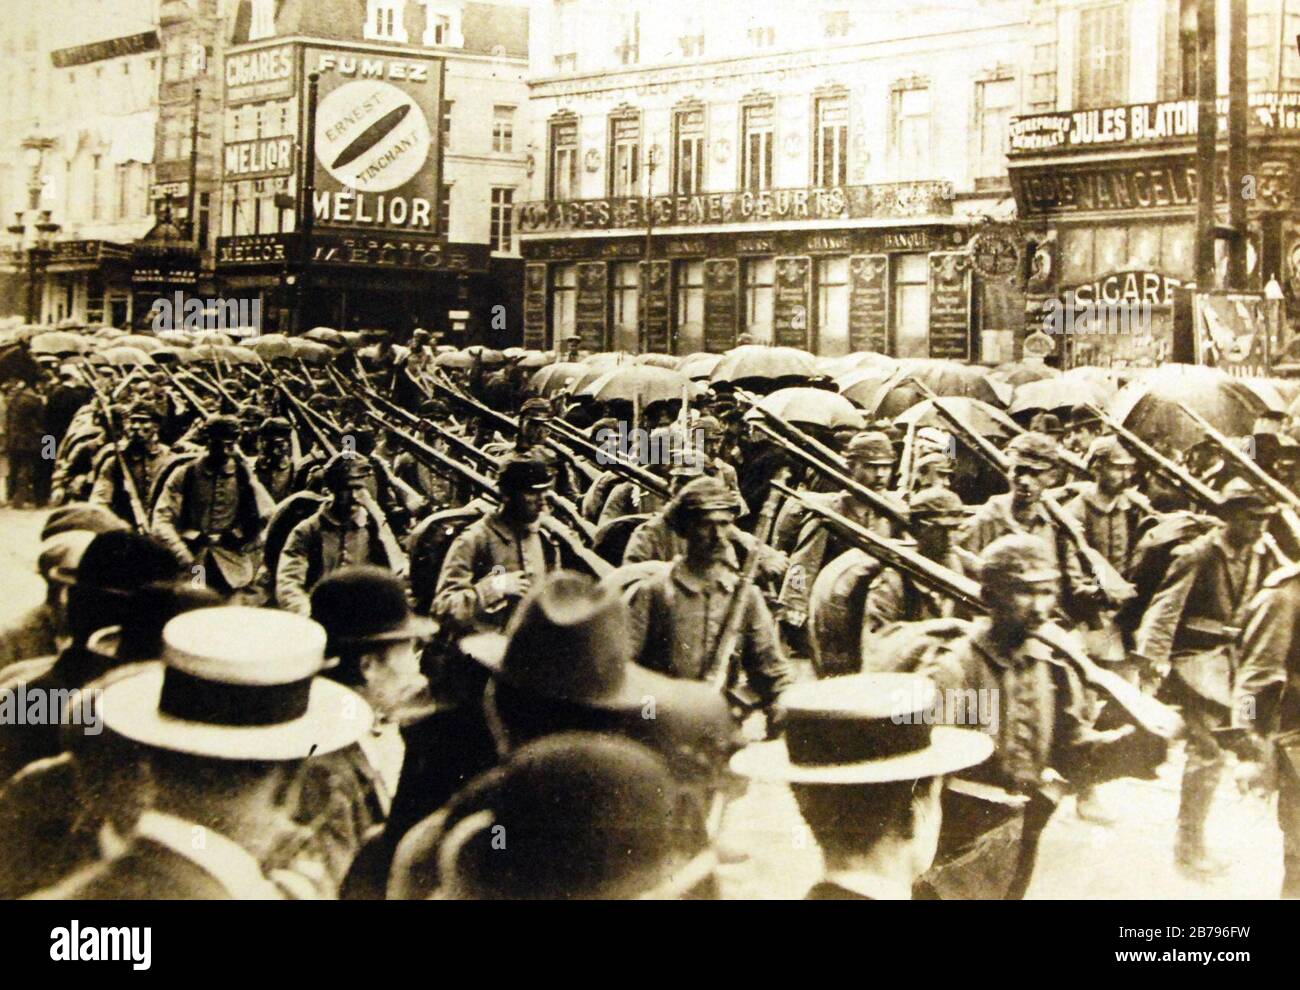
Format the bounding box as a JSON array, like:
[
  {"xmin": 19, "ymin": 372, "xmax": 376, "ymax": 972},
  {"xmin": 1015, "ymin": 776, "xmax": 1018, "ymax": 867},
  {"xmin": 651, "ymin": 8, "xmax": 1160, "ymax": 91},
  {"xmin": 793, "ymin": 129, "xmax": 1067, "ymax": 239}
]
[
  {"xmin": 152, "ymin": 414, "xmax": 276, "ymax": 597},
  {"xmin": 36, "ymin": 607, "xmax": 374, "ymax": 900},
  {"xmin": 434, "ymin": 455, "xmax": 560, "ymax": 633},
  {"xmin": 391, "ymin": 733, "xmax": 714, "ymax": 900},
  {"xmin": 1135, "ymin": 477, "xmax": 1279, "ymax": 879},
  {"xmin": 627, "ymin": 475, "xmax": 794, "ymax": 729},
  {"xmin": 0, "ymin": 530, "xmax": 182, "ymax": 784},
  {"xmin": 276, "ymin": 454, "xmax": 406, "ymax": 616},
  {"xmin": 730, "ymin": 672, "xmax": 993, "ymax": 899}
]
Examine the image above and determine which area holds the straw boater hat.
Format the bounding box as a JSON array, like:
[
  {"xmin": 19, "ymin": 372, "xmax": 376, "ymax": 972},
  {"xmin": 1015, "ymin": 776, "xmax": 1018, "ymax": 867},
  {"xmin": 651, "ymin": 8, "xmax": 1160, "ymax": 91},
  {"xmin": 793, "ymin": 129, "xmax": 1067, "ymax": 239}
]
[
  {"xmin": 730, "ymin": 672, "xmax": 992, "ymax": 784},
  {"xmin": 99, "ymin": 606, "xmax": 373, "ymax": 761}
]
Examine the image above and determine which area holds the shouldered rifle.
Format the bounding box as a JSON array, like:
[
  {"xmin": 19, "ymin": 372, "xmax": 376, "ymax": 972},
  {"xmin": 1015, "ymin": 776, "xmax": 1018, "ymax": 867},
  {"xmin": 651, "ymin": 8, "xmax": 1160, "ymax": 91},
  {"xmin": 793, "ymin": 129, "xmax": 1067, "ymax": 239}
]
[
  {"xmin": 363, "ymin": 409, "xmax": 610, "ymax": 578},
  {"xmin": 1175, "ymin": 400, "xmax": 1300, "ymax": 527},
  {"xmin": 739, "ymin": 408, "xmax": 911, "ymax": 531},
  {"xmin": 916, "ymin": 387, "xmax": 1135, "ymax": 608},
  {"xmin": 1083, "ymin": 403, "xmax": 1223, "ymax": 509},
  {"xmin": 708, "ymin": 469, "xmax": 790, "ymax": 698},
  {"xmin": 78, "ymin": 368, "xmax": 149, "ymax": 531},
  {"xmin": 771, "ymin": 479, "xmax": 1182, "ymax": 740},
  {"xmin": 155, "ymin": 363, "xmax": 215, "ymax": 419},
  {"xmin": 896, "ymin": 419, "xmax": 917, "ymax": 496}
]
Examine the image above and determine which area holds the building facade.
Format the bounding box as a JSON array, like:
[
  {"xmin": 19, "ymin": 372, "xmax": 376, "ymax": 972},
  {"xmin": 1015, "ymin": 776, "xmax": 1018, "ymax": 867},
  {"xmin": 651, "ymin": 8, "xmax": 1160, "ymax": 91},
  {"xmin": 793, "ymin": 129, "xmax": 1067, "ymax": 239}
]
[
  {"xmin": 518, "ymin": 0, "xmax": 1032, "ymax": 359},
  {"xmin": 1007, "ymin": 0, "xmax": 1300, "ymax": 367},
  {"xmin": 213, "ymin": 0, "xmax": 529, "ymax": 338},
  {"xmin": 0, "ymin": 0, "xmax": 161, "ymax": 326}
]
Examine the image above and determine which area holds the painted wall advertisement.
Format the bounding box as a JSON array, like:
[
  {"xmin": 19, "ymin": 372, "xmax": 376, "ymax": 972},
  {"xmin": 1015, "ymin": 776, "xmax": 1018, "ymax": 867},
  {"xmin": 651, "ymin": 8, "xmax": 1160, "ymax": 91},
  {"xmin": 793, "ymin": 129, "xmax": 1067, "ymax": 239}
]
[
  {"xmin": 303, "ymin": 44, "xmax": 445, "ymax": 237},
  {"xmin": 1193, "ymin": 293, "xmax": 1280, "ymax": 377}
]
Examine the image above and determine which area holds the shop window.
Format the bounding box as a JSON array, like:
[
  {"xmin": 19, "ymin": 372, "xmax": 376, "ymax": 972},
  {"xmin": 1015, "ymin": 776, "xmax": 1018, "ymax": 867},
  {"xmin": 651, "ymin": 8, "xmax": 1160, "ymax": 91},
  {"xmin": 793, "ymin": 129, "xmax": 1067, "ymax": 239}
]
[
  {"xmin": 743, "ymin": 256, "xmax": 775, "ymax": 343},
  {"xmin": 673, "ymin": 106, "xmax": 704, "ymax": 196},
  {"xmin": 612, "ymin": 262, "xmax": 640, "ymax": 351},
  {"xmin": 814, "ymin": 94, "xmax": 848, "ymax": 188},
  {"xmin": 552, "ymin": 265, "xmax": 578, "ymax": 346},
  {"xmin": 1076, "ymin": 3, "xmax": 1127, "ymax": 109},
  {"xmin": 742, "ymin": 101, "xmax": 774, "ymax": 192},
  {"xmin": 893, "ymin": 253, "xmax": 930, "ymax": 359},
  {"xmin": 816, "ymin": 256, "xmax": 850, "ymax": 356},
  {"xmin": 674, "ymin": 259, "xmax": 705, "ymax": 354},
  {"xmin": 549, "ymin": 117, "xmax": 578, "ymax": 200}
]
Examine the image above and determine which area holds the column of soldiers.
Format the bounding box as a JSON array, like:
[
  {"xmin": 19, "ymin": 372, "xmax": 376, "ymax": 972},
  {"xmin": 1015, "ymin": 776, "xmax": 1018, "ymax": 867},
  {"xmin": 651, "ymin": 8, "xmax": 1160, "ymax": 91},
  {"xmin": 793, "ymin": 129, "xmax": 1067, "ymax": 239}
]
[{"xmin": 0, "ymin": 334, "xmax": 1299, "ymax": 899}]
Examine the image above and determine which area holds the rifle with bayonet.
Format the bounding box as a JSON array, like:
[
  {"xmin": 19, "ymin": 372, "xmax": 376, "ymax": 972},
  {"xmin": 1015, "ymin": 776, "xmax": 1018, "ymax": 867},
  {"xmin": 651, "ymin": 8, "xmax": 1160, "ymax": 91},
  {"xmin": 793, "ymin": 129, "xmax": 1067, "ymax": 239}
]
[
  {"xmin": 78, "ymin": 367, "xmax": 150, "ymax": 531},
  {"xmin": 772, "ymin": 479, "xmax": 1183, "ymax": 741},
  {"xmin": 916, "ymin": 387, "xmax": 1135, "ymax": 609},
  {"xmin": 1083, "ymin": 403, "xmax": 1224, "ymax": 509},
  {"xmin": 156, "ymin": 362, "xmax": 216, "ymax": 419}
]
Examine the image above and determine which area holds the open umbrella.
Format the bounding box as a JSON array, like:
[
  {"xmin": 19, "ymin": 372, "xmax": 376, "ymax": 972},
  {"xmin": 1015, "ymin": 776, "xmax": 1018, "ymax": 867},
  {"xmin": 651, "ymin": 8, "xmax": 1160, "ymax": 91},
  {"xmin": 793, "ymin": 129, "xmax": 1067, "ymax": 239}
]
[
  {"xmin": 101, "ymin": 346, "xmax": 154, "ymax": 367},
  {"xmin": 678, "ymin": 352, "xmax": 725, "ymax": 381},
  {"xmin": 291, "ymin": 339, "xmax": 334, "ymax": 365},
  {"xmin": 581, "ymin": 365, "xmax": 701, "ymax": 406},
  {"xmin": 634, "ymin": 352, "xmax": 682, "ymax": 370},
  {"xmin": 1010, "ymin": 375, "xmax": 1117, "ymax": 415},
  {"xmin": 751, "ymin": 387, "xmax": 865, "ymax": 430},
  {"xmin": 816, "ymin": 351, "xmax": 895, "ymax": 378},
  {"xmin": 1109, "ymin": 364, "xmax": 1287, "ymax": 450},
  {"xmin": 250, "ymin": 334, "xmax": 295, "ymax": 361},
  {"xmin": 155, "ymin": 330, "xmax": 193, "ymax": 346},
  {"xmin": 92, "ymin": 325, "xmax": 128, "ymax": 340},
  {"xmin": 150, "ymin": 346, "xmax": 189, "ymax": 365},
  {"xmin": 304, "ymin": 327, "xmax": 345, "ymax": 347},
  {"xmin": 116, "ymin": 334, "xmax": 166, "ymax": 353},
  {"xmin": 29, "ymin": 331, "xmax": 88, "ymax": 355},
  {"xmin": 515, "ymin": 350, "xmax": 556, "ymax": 369},
  {"xmin": 836, "ymin": 365, "xmax": 910, "ymax": 409},
  {"xmin": 711, "ymin": 345, "xmax": 816, "ymax": 383},
  {"xmin": 435, "ymin": 347, "xmax": 507, "ymax": 369},
  {"xmin": 894, "ymin": 397, "xmax": 1021, "ymax": 438},
  {"xmin": 581, "ymin": 351, "xmax": 628, "ymax": 369},
  {"xmin": 189, "ymin": 330, "xmax": 234, "ymax": 347},
  {"xmin": 988, "ymin": 360, "xmax": 1060, "ymax": 387},
  {"xmin": 529, "ymin": 361, "xmax": 588, "ymax": 396}
]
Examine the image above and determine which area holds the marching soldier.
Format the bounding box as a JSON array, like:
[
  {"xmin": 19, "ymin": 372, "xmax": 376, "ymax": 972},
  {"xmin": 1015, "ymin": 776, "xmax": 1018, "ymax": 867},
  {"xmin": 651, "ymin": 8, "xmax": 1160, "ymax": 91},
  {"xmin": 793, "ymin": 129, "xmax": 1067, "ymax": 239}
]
[
  {"xmin": 626, "ymin": 474, "xmax": 795, "ymax": 727},
  {"xmin": 276, "ymin": 454, "xmax": 406, "ymax": 615},
  {"xmin": 777, "ymin": 430, "xmax": 900, "ymax": 646},
  {"xmin": 1134, "ymin": 477, "xmax": 1278, "ymax": 879},
  {"xmin": 89, "ymin": 403, "xmax": 170, "ymax": 525},
  {"xmin": 863, "ymin": 486, "xmax": 971, "ymax": 637},
  {"xmin": 254, "ymin": 417, "xmax": 297, "ymax": 504},
  {"xmin": 151, "ymin": 414, "xmax": 275, "ymax": 596},
  {"xmin": 433, "ymin": 455, "xmax": 559, "ymax": 633}
]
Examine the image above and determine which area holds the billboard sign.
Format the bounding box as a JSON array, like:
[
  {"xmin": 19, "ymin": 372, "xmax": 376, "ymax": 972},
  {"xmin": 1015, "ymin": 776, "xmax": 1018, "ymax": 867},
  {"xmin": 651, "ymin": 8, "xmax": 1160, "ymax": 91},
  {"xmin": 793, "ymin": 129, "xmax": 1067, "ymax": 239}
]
[
  {"xmin": 224, "ymin": 44, "xmax": 296, "ymax": 105},
  {"xmin": 303, "ymin": 45, "xmax": 444, "ymax": 236}
]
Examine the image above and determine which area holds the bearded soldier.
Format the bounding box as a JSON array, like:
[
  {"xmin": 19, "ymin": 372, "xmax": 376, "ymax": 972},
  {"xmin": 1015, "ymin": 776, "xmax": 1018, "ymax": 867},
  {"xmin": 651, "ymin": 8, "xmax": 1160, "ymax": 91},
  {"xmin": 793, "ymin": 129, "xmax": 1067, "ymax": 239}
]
[{"xmin": 89, "ymin": 403, "xmax": 170, "ymax": 525}]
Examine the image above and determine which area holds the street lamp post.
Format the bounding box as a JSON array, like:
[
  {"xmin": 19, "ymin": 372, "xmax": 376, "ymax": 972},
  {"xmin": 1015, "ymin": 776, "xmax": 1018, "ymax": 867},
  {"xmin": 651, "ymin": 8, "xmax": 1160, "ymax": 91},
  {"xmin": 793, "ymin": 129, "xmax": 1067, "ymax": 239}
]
[
  {"xmin": 294, "ymin": 72, "xmax": 321, "ymax": 334},
  {"xmin": 638, "ymin": 145, "xmax": 661, "ymax": 355}
]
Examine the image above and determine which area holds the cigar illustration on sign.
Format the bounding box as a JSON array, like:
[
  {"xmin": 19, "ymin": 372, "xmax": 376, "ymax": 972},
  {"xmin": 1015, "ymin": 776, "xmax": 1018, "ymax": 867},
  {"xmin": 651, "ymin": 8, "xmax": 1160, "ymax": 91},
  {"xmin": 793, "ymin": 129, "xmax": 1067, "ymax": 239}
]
[{"xmin": 315, "ymin": 79, "xmax": 431, "ymax": 194}]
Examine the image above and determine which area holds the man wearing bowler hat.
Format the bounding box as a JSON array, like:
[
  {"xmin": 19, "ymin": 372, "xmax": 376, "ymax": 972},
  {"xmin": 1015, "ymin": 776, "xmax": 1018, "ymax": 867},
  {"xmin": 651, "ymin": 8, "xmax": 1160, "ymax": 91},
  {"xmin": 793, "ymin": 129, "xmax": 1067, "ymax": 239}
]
[
  {"xmin": 1135, "ymin": 477, "xmax": 1278, "ymax": 879},
  {"xmin": 434, "ymin": 455, "xmax": 559, "ymax": 633},
  {"xmin": 730, "ymin": 672, "xmax": 993, "ymax": 899},
  {"xmin": 152, "ymin": 414, "xmax": 275, "ymax": 596},
  {"xmin": 36, "ymin": 607, "xmax": 373, "ymax": 899}
]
